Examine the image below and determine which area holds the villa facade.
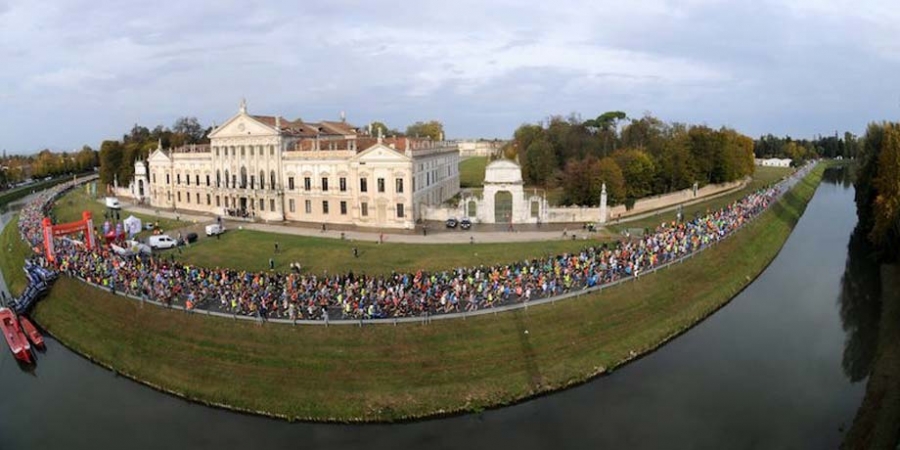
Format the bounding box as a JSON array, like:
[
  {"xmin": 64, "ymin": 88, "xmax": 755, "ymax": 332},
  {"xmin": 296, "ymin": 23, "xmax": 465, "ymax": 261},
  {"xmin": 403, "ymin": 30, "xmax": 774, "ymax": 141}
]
[{"xmin": 143, "ymin": 101, "xmax": 459, "ymax": 228}]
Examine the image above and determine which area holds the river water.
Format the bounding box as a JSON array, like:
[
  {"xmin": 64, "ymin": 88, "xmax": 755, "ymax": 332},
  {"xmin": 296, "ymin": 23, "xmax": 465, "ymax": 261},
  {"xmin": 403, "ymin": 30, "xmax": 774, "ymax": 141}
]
[{"xmin": 0, "ymin": 168, "xmax": 878, "ymax": 449}]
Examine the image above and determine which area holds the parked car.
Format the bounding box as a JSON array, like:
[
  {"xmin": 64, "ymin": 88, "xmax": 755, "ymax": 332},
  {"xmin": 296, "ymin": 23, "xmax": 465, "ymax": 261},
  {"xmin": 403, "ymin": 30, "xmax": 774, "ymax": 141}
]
[
  {"xmin": 104, "ymin": 197, "xmax": 121, "ymax": 209},
  {"xmin": 460, "ymin": 218, "xmax": 472, "ymax": 230},
  {"xmin": 205, "ymin": 223, "xmax": 225, "ymax": 236},
  {"xmin": 148, "ymin": 235, "xmax": 177, "ymax": 250},
  {"xmin": 144, "ymin": 223, "xmax": 155, "ymax": 230},
  {"xmin": 445, "ymin": 217, "xmax": 459, "ymax": 228}
]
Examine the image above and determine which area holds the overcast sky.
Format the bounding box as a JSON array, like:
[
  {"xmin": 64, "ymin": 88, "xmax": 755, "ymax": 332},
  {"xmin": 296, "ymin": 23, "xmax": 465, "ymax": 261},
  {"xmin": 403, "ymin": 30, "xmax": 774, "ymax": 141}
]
[{"xmin": 1, "ymin": 0, "xmax": 899, "ymax": 153}]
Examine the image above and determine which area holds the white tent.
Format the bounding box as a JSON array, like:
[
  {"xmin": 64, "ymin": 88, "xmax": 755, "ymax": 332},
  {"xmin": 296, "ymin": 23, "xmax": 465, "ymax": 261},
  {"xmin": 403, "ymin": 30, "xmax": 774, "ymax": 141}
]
[{"xmin": 123, "ymin": 215, "xmax": 142, "ymax": 236}]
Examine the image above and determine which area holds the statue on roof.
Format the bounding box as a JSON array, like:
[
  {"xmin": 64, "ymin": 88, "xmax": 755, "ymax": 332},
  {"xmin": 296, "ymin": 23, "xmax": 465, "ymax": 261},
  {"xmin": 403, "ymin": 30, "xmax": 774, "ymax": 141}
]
[{"xmin": 239, "ymin": 98, "xmax": 247, "ymax": 114}]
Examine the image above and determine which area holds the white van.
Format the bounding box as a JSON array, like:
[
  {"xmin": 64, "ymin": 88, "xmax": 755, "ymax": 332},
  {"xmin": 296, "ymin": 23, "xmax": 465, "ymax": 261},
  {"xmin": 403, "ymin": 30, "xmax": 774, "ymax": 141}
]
[
  {"xmin": 105, "ymin": 197, "xmax": 121, "ymax": 209},
  {"xmin": 148, "ymin": 235, "xmax": 177, "ymax": 250},
  {"xmin": 205, "ymin": 223, "xmax": 225, "ymax": 236}
]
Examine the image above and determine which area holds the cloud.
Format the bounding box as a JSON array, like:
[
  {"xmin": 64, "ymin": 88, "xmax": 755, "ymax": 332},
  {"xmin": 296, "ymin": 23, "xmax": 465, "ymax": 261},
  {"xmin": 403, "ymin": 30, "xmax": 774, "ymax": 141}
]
[{"xmin": 1, "ymin": 0, "xmax": 900, "ymax": 151}]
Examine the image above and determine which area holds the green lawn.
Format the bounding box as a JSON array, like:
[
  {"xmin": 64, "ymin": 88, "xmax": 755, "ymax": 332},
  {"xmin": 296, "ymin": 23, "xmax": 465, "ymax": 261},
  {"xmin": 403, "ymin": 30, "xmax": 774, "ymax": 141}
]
[
  {"xmin": 51, "ymin": 184, "xmax": 188, "ymax": 238},
  {"xmin": 609, "ymin": 166, "xmax": 794, "ymax": 232},
  {"xmin": 171, "ymin": 229, "xmax": 606, "ymax": 275},
  {"xmin": 30, "ymin": 163, "xmax": 826, "ymax": 422},
  {"xmin": 0, "ymin": 214, "xmax": 31, "ymax": 296},
  {"xmin": 460, "ymin": 157, "xmax": 488, "ymax": 187}
]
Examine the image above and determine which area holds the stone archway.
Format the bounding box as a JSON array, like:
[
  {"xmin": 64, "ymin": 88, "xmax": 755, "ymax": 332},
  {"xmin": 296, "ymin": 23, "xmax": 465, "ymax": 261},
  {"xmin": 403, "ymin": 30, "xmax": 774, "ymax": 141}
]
[{"xmin": 494, "ymin": 191, "xmax": 513, "ymax": 223}]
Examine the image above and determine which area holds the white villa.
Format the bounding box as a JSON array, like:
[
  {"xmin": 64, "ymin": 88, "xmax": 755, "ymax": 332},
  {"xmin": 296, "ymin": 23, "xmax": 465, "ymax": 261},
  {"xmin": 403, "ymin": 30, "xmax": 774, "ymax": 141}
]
[{"xmin": 139, "ymin": 100, "xmax": 459, "ymax": 228}]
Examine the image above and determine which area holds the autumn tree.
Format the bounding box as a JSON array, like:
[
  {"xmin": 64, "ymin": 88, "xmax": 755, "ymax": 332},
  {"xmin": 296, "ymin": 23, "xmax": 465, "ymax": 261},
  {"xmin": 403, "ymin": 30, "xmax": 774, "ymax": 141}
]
[
  {"xmin": 612, "ymin": 148, "xmax": 657, "ymax": 199},
  {"xmin": 405, "ymin": 120, "xmax": 444, "ymax": 140}
]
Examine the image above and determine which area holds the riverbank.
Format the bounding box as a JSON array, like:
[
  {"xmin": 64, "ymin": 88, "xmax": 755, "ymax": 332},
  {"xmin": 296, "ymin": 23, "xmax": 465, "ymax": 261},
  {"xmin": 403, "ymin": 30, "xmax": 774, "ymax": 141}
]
[{"xmin": 24, "ymin": 164, "xmax": 825, "ymax": 422}]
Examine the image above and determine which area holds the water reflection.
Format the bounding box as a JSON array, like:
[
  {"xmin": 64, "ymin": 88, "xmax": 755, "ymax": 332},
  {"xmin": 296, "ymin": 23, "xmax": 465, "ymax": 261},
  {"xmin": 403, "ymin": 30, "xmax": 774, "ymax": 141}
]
[
  {"xmin": 822, "ymin": 163, "xmax": 855, "ymax": 187},
  {"xmin": 838, "ymin": 225, "xmax": 882, "ymax": 382}
]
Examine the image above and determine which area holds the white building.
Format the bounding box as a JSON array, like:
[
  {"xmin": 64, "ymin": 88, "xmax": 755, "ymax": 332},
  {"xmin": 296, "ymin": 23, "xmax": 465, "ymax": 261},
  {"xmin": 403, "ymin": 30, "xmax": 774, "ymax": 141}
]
[
  {"xmin": 145, "ymin": 100, "xmax": 459, "ymax": 228},
  {"xmin": 754, "ymin": 158, "xmax": 792, "ymax": 167}
]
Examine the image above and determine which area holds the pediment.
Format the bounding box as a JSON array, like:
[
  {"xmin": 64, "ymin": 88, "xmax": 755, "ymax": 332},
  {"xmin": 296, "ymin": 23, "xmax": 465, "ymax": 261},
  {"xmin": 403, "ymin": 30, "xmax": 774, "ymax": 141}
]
[
  {"xmin": 208, "ymin": 113, "xmax": 278, "ymax": 139},
  {"xmin": 148, "ymin": 148, "xmax": 171, "ymax": 163},
  {"xmin": 354, "ymin": 144, "xmax": 410, "ymax": 163}
]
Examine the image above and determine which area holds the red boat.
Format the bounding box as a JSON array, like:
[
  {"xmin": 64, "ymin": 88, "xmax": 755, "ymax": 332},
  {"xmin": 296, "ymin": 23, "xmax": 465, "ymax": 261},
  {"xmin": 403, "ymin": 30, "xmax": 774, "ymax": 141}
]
[
  {"xmin": 19, "ymin": 316, "xmax": 44, "ymax": 349},
  {"xmin": 0, "ymin": 307, "xmax": 32, "ymax": 364}
]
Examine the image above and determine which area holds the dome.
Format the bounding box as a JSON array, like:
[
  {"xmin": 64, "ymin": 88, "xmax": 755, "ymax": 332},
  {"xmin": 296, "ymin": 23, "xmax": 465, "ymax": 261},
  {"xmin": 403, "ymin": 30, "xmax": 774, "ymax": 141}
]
[{"xmin": 484, "ymin": 159, "xmax": 523, "ymax": 184}]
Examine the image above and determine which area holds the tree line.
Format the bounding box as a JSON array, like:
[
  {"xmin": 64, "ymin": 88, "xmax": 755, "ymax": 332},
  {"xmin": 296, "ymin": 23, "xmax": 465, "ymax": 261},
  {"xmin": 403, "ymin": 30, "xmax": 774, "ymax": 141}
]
[
  {"xmin": 854, "ymin": 121, "xmax": 900, "ymax": 262},
  {"xmin": 754, "ymin": 132, "xmax": 861, "ymax": 162},
  {"xmin": 0, "ymin": 147, "xmax": 97, "ymax": 190},
  {"xmin": 505, "ymin": 113, "xmax": 756, "ymax": 206}
]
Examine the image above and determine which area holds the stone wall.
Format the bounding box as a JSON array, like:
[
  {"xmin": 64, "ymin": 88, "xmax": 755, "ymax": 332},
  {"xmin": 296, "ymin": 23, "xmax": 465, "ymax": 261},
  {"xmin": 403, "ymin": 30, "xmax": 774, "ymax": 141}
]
[{"xmin": 607, "ymin": 179, "xmax": 745, "ymax": 220}]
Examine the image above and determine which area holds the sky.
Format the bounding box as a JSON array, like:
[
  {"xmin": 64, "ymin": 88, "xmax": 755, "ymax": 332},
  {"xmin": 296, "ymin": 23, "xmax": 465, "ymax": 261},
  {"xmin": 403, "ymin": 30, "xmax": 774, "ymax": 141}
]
[{"xmin": 1, "ymin": 0, "xmax": 899, "ymax": 153}]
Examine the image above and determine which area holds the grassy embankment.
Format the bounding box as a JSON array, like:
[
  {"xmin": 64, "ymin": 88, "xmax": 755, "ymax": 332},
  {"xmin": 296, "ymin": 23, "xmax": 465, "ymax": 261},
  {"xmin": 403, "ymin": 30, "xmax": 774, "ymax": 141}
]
[
  {"xmin": 609, "ymin": 165, "xmax": 793, "ymax": 232},
  {"xmin": 23, "ymin": 163, "xmax": 827, "ymax": 422},
  {"xmin": 0, "ymin": 214, "xmax": 31, "ymax": 297}
]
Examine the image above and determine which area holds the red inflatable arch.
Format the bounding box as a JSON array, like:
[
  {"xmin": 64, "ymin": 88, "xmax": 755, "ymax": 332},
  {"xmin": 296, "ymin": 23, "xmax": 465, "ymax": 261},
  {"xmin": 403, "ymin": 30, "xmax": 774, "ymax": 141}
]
[{"xmin": 42, "ymin": 211, "xmax": 96, "ymax": 263}]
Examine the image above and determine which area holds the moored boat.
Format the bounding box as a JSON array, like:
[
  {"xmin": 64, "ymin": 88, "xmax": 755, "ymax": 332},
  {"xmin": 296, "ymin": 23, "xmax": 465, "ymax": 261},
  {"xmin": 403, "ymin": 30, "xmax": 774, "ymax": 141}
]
[
  {"xmin": 0, "ymin": 307, "xmax": 32, "ymax": 364},
  {"xmin": 19, "ymin": 315, "xmax": 44, "ymax": 349}
]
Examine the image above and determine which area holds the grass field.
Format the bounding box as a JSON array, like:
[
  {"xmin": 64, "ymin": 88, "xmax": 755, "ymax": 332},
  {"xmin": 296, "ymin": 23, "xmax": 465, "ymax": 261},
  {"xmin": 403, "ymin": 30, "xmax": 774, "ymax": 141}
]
[
  {"xmin": 459, "ymin": 157, "xmax": 488, "ymax": 187},
  {"xmin": 609, "ymin": 165, "xmax": 794, "ymax": 233},
  {"xmin": 52, "ymin": 185, "xmax": 189, "ymax": 238},
  {"xmin": 170, "ymin": 229, "xmax": 605, "ymax": 275},
  {"xmin": 0, "ymin": 214, "xmax": 31, "ymax": 297},
  {"xmin": 28, "ymin": 163, "xmax": 826, "ymax": 421}
]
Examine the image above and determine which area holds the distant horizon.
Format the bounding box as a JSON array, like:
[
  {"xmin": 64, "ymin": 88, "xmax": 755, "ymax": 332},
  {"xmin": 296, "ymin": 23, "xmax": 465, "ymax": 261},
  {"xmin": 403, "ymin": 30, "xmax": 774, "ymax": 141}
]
[{"xmin": 2, "ymin": 0, "xmax": 898, "ymax": 154}]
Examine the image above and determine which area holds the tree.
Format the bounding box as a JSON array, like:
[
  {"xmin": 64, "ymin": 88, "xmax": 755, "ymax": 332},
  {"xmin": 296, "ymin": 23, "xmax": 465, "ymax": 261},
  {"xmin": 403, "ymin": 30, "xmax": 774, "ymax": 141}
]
[
  {"xmin": 521, "ymin": 139, "xmax": 556, "ymax": 186},
  {"xmin": 612, "ymin": 148, "xmax": 656, "ymax": 200},
  {"xmin": 405, "ymin": 120, "xmax": 444, "ymax": 140},
  {"xmin": 561, "ymin": 156, "xmax": 625, "ymax": 205},
  {"xmin": 870, "ymin": 124, "xmax": 900, "ymax": 251},
  {"xmin": 172, "ymin": 117, "xmax": 205, "ymax": 145},
  {"xmin": 99, "ymin": 140, "xmax": 124, "ymax": 187}
]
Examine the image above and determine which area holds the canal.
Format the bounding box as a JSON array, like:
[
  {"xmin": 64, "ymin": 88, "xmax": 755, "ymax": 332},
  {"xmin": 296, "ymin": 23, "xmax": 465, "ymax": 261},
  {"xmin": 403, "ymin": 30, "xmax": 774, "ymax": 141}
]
[{"xmin": 0, "ymin": 167, "xmax": 881, "ymax": 449}]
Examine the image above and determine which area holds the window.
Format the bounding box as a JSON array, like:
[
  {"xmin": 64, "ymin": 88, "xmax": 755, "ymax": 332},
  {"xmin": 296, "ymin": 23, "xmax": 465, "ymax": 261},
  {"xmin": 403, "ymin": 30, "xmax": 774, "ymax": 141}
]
[
  {"xmin": 224, "ymin": 197, "xmax": 229, "ymax": 207},
  {"xmin": 186, "ymin": 175, "xmax": 190, "ymax": 186},
  {"xmin": 288, "ymin": 177, "xmax": 295, "ymax": 190},
  {"xmin": 260, "ymin": 171, "xmax": 265, "ymax": 190},
  {"xmin": 270, "ymin": 199, "xmax": 275, "ymax": 211},
  {"xmin": 269, "ymin": 145, "xmax": 275, "ymax": 156},
  {"xmin": 340, "ymin": 201, "xmax": 347, "ymax": 215},
  {"xmin": 395, "ymin": 178, "xmax": 404, "ymax": 193},
  {"xmin": 250, "ymin": 146, "xmax": 254, "ymax": 156},
  {"xmin": 216, "ymin": 196, "xmax": 220, "ymax": 207},
  {"xmin": 259, "ymin": 198, "xmax": 265, "ymax": 211},
  {"xmin": 289, "ymin": 199, "xmax": 295, "ymax": 213},
  {"xmin": 196, "ymin": 193, "xmax": 199, "ymax": 204},
  {"xmin": 304, "ymin": 200, "xmax": 311, "ymax": 214},
  {"xmin": 177, "ymin": 174, "xmax": 181, "ymax": 185},
  {"xmin": 270, "ymin": 171, "xmax": 276, "ymax": 189},
  {"xmin": 377, "ymin": 178, "xmax": 385, "ymax": 193},
  {"xmin": 250, "ymin": 175, "xmax": 255, "ymax": 189},
  {"xmin": 166, "ymin": 174, "xmax": 170, "ymax": 185},
  {"xmin": 206, "ymin": 175, "xmax": 210, "ymax": 186},
  {"xmin": 152, "ymin": 174, "xmax": 156, "ymax": 183},
  {"xmin": 396, "ymin": 203, "xmax": 404, "ymax": 218},
  {"xmin": 361, "ymin": 202, "xmax": 368, "ymax": 217},
  {"xmin": 195, "ymin": 175, "xmax": 200, "ymax": 185},
  {"xmin": 339, "ymin": 177, "xmax": 347, "ymax": 192},
  {"xmin": 360, "ymin": 177, "xmax": 368, "ymax": 192},
  {"xmin": 240, "ymin": 167, "xmax": 247, "ymax": 189},
  {"xmin": 322, "ymin": 200, "xmax": 329, "ymax": 214},
  {"xmin": 241, "ymin": 146, "xmax": 245, "ymax": 157},
  {"xmin": 232, "ymin": 175, "xmax": 236, "ymax": 188},
  {"xmin": 215, "ymin": 147, "xmax": 219, "ymax": 157},
  {"xmin": 304, "ymin": 177, "xmax": 311, "ymax": 191},
  {"xmin": 322, "ymin": 177, "xmax": 328, "ymax": 191}
]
